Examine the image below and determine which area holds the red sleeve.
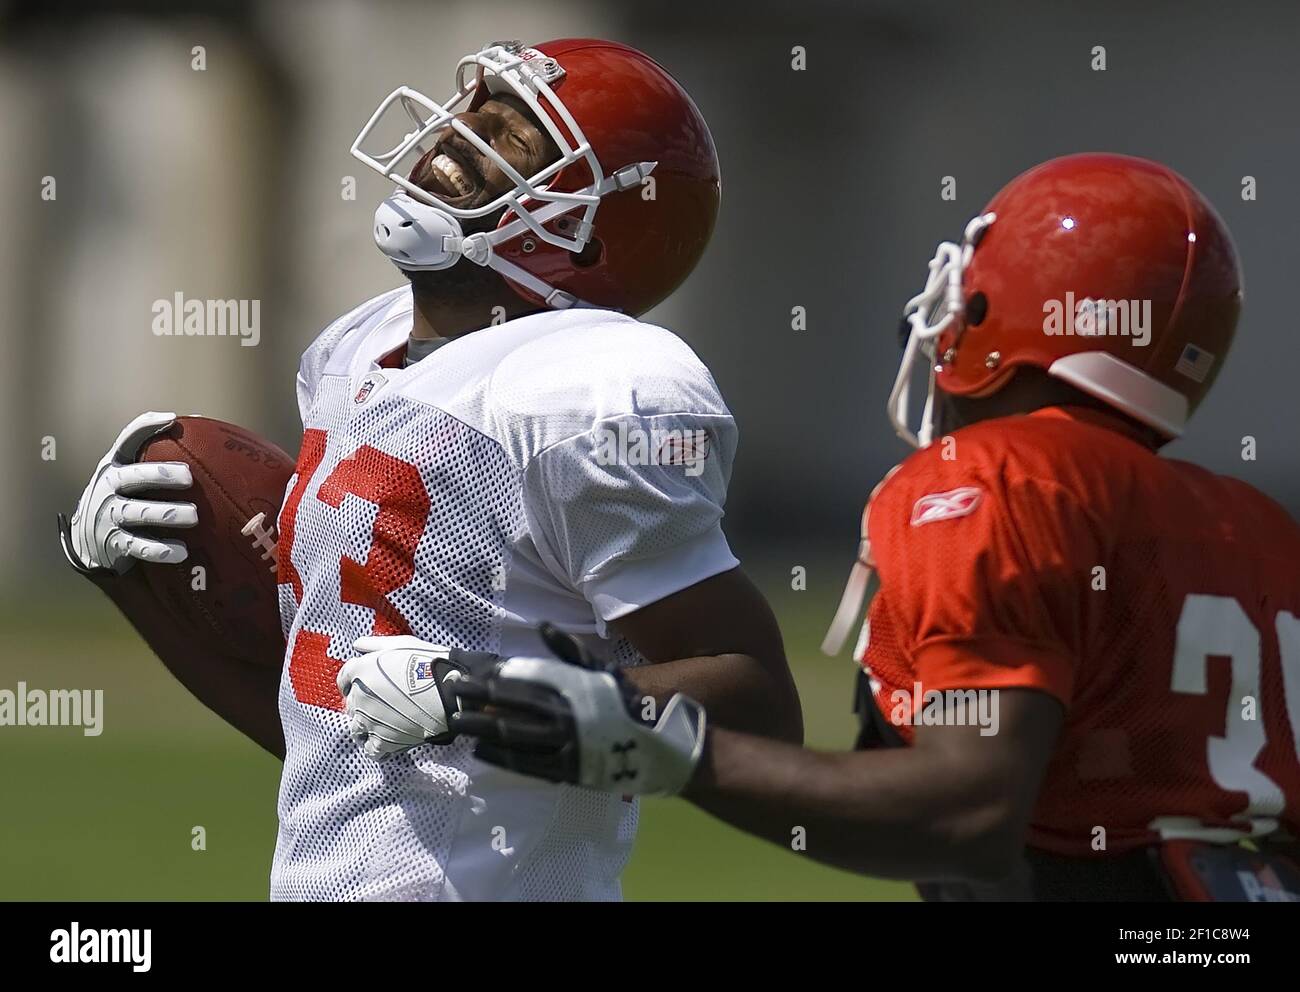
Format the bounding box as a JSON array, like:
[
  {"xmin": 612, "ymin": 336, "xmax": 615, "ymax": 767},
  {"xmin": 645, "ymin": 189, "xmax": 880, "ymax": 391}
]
[{"xmin": 864, "ymin": 449, "xmax": 1103, "ymax": 708}]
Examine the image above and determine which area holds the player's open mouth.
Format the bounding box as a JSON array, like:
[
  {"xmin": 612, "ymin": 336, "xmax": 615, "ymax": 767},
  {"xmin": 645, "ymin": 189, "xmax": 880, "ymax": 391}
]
[
  {"xmin": 425, "ymin": 142, "xmax": 480, "ymax": 199},
  {"xmin": 428, "ymin": 154, "xmax": 473, "ymax": 196}
]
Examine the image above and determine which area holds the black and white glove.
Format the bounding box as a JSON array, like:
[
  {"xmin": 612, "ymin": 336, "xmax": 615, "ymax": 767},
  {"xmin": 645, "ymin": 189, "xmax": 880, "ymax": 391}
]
[
  {"xmin": 58, "ymin": 411, "xmax": 197, "ymax": 574},
  {"xmin": 449, "ymin": 624, "xmax": 707, "ymax": 797},
  {"xmin": 336, "ymin": 635, "xmax": 503, "ymax": 759}
]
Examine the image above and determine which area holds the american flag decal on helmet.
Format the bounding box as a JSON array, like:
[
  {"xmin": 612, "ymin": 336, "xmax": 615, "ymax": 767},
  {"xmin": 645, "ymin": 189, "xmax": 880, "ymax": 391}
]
[
  {"xmin": 910, "ymin": 486, "xmax": 983, "ymax": 527},
  {"xmin": 1175, "ymin": 343, "xmax": 1215, "ymax": 383}
]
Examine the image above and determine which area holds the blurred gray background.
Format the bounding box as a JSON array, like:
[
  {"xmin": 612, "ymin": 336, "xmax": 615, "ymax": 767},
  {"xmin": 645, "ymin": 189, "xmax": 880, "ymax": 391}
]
[{"xmin": 5, "ymin": 0, "xmax": 1298, "ymax": 584}]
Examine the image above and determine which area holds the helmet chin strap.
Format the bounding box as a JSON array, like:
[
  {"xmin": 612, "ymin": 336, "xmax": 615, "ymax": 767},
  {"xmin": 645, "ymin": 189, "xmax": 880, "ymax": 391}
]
[
  {"xmin": 372, "ymin": 161, "xmax": 656, "ymax": 312},
  {"xmin": 373, "ymin": 191, "xmax": 582, "ymax": 308}
]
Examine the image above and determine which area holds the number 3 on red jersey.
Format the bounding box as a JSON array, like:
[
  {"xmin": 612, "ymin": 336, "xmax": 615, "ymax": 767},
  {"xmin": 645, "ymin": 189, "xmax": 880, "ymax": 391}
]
[
  {"xmin": 276, "ymin": 428, "xmax": 431, "ymax": 710},
  {"xmin": 1169, "ymin": 594, "xmax": 1300, "ymax": 827}
]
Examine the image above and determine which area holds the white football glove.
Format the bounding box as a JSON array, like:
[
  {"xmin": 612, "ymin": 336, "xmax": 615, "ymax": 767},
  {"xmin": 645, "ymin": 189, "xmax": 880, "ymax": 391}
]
[
  {"xmin": 450, "ymin": 625, "xmax": 707, "ymax": 796},
  {"xmin": 336, "ymin": 635, "xmax": 503, "ymax": 760},
  {"xmin": 59, "ymin": 411, "xmax": 198, "ymax": 574}
]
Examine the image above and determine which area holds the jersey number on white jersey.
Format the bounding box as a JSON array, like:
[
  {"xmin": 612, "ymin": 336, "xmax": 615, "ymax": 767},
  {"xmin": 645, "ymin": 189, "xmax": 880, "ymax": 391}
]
[{"xmin": 278, "ymin": 428, "xmax": 431, "ymax": 709}]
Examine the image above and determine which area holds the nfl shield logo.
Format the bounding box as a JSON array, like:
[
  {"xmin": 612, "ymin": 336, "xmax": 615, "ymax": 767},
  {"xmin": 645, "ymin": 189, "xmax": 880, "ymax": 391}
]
[
  {"xmin": 354, "ymin": 373, "xmax": 386, "ymax": 404},
  {"xmin": 407, "ymin": 656, "xmax": 437, "ymax": 694}
]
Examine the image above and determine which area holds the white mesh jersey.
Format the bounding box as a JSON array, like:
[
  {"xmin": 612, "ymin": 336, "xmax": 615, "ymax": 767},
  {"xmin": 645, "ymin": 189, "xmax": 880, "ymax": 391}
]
[{"xmin": 270, "ymin": 285, "xmax": 739, "ymax": 901}]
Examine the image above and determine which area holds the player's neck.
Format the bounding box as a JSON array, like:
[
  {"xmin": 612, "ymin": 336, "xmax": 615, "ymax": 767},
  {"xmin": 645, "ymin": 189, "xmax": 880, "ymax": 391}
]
[
  {"xmin": 409, "ymin": 289, "xmax": 534, "ymax": 341},
  {"xmin": 409, "ymin": 297, "xmax": 475, "ymax": 342}
]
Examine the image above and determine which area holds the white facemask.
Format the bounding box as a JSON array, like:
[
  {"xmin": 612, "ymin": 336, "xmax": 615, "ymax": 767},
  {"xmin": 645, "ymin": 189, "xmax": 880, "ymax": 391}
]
[
  {"xmin": 350, "ymin": 42, "xmax": 655, "ymax": 309},
  {"xmin": 886, "ymin": 212, "xmax": 996, "ymax": 447}
]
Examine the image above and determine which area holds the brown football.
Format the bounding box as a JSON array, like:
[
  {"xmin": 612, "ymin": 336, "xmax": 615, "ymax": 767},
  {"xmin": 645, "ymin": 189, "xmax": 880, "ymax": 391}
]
[{"xmin": 135, "ymin": 416, "xmax": 294, "ymax": 670}]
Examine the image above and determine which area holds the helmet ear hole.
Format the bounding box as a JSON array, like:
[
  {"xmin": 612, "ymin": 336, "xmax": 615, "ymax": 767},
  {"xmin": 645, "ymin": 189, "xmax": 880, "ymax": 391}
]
[
  {"xmin": 571, "ymin": 237, "xmax": 603, "ymax": 268},
  {"xmin": 966, "ymin": 291, "xmax": 988, "ymax": 326}
]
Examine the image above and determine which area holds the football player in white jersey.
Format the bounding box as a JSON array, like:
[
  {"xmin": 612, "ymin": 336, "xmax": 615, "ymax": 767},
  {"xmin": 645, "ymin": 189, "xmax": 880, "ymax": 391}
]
[{"xmin": 62, "ymin": 38, "xmax": 801, "ymax": 901}]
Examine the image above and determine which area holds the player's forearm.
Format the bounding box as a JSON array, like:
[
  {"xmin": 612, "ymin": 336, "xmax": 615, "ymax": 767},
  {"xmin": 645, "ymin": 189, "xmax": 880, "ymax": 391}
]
[
  {"xmin": 91, "ymin": 571, "xmax": 285, "ymax": 759},
  {"xmin": 682, "ymin": 727, "xmax": 1019, "ymax": 882},
  {"xmin": 622, "ymin": 654, "xmax": 803, "ymax": 744}
]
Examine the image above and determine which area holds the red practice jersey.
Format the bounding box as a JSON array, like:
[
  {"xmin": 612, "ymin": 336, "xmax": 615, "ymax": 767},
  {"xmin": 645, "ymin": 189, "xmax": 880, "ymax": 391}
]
[{"xmin": 860, "ymin": 405, "xmax": 1300, "ymax": 856}]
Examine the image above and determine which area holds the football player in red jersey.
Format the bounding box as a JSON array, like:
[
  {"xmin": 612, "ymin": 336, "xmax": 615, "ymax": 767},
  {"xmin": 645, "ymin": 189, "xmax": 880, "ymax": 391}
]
[{"xmin": 452, "ymin": 153, "xmax": 1300, "ymax": 901}]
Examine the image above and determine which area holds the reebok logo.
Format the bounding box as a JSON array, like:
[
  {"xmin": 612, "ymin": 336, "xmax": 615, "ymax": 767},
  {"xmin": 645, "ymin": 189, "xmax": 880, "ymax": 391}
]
[{"xmin": 910, "ymin": 486, "xmax": 983, "ymax": 526}]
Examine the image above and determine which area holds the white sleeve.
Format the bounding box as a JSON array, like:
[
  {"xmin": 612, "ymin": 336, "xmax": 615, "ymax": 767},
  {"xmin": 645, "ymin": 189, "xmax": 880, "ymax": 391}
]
[
  {"xmin": 521, "ymin": 410, "xmax": 739, "ymax": 622},
  {"xmin": 295, "ymin": 323, "xmax": 343, "ymax": 425},
  {"xmin": 296, "ymin": 286, "xmax": 411, "ymax": 425},
  {"xmin": 295, "ymin": 361, "xmax": 314, "ymax": 426}
]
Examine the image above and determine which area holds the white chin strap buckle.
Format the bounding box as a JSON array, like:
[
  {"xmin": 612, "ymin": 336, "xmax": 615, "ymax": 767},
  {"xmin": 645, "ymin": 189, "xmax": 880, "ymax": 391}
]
[
  {"xmin": 373, "ymin": 192, "xmax": 464, "ymax": 271},
  {"xmin": 371, "ymin": 155, "xmax": 654, "ymax": 309},
  {"xmin": 371, "ymin": 194, "xmax": 502, "ymax": 274},
  {"xmin": 370, "ymin": 190, "xmax": 589, "ymax": 310}
]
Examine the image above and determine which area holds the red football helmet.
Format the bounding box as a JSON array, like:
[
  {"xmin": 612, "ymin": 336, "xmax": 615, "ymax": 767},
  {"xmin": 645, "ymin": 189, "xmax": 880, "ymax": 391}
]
[
  {"xmin": 351, "ymin": 39, "xmax": 721, "ymax": 317},
  {"xmin": 889, "ymin": 153, "xmax": 1242, "ymax": 446}
]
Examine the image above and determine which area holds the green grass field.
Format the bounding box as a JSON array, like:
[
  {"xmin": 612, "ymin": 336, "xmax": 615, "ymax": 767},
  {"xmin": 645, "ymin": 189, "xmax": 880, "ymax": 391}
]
[{"xmin": 1, "ymin": 561, "xmax": 912, "ymax": 901}]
